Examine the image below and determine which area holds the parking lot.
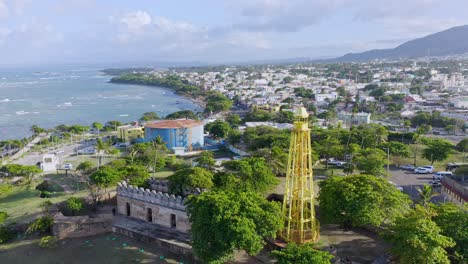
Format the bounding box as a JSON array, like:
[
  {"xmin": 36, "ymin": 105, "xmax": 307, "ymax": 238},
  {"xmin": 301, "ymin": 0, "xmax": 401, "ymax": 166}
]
[{"xmin": 388, "ymin": 166, "xmax": 444, "ymax": 202}]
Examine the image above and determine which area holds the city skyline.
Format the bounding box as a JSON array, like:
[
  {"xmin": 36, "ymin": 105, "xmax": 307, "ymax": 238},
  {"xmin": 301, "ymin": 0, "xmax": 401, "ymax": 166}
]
[{"xmin": 1, "ymin": 0, "xmax": 468, "ymax": 66}]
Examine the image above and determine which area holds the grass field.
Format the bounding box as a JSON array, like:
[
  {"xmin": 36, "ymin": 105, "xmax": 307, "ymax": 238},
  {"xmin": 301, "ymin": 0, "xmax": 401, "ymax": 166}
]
[
  {"xmin": 0, "ymin": 182, "xmax": 88, "ymax": 224},
  {"xmin": 0, "ymin": 234, "xmax": 186, "ymax": 264}
]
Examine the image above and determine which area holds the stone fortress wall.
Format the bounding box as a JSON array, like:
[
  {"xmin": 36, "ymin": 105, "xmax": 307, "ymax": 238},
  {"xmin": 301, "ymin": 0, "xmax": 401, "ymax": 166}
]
[{"xmin": 116, "ymin": 181, "xmax": 192, "ymax": 233}]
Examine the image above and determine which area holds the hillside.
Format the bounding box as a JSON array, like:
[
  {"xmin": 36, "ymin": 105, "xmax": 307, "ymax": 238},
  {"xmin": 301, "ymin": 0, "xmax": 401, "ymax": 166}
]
[{"xmin": 335, "ymin": 25, "xmax": 468, "ymax": 61}]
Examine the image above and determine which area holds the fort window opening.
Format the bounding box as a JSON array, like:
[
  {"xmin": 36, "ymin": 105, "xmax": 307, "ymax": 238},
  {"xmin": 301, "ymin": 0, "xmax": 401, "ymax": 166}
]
[
  {"xmin": 170, "ymin": 214, "xmax": 176, "ymax": 228},
  {"xmin": 126, "ymin": 202, "xmax": 131, "ymax": 216},
  {"xmin": 147, "ymin": 208, "xmax": 152, "ymax": 222}
]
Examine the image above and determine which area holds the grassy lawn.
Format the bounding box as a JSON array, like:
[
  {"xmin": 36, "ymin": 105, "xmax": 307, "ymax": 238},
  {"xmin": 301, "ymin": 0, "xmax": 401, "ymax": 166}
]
[
  {"xmin": 0, "ymin": 234, "xmax": 186, "ymax": 264},
  {"xmin": 0, "ymin": 182, "xmax": 88, "ymax": 224},
  {"xmin": 393, "ymin": 144, "xmax": 466, "ymax": 171},
  {"xmin": 152, "ymin": 169, "xmax": 175, "ymax": 179}
]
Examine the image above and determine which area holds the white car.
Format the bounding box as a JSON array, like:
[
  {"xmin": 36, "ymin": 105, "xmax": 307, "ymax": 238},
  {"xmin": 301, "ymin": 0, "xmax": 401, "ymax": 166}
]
[
  {"xmin": 62, "ymin": 163, "xmax": 73, "ymax": 170},
  {"xmin": 400, "ymin": 164, "xmax": 415, "ymax": 170},
  {"xmin": 414, "ymin": 167, "xmax": 432, "ymax": 174},
  {"xmin": 433, "ymin": 171, "xmax": 452, "ymax": 180}
]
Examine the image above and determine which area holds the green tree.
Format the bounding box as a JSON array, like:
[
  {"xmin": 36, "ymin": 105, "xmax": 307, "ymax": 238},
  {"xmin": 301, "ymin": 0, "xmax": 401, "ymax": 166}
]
[
  {"xmin": 187, "ymin": 190, "xmax": 282, "ymax": 263},
  {"xmin": 66, "ymin": 197, "xmax": 83, "ymax": 215},
  {"xmin": 194, "ymin": 151, "xmax": 216, "ymax": 170},
  {"xmin": 456, "ymin": 138, "xmax": 468, "ymax": 162},
  {"xmin": 318, "ymin": 175, "xmax": 411, "ymax": 229},
  {"xmin": 90, "ymin": 167, "xmax": 122, "ymax": 193},
  {"xmin": 204, "ymin": 92, "xmax": 233, "ymax": 114},
  {"xmin": 140, "ymin": 112, "xmax": 160, "ymax": 121},
  {"xmin": 422, "ymin": 139, "xmax": 453, "ymax": 165},
  {"xmin": 168, "ymin": 167, "xmax": 214, "ymax": 195},
  {"xmin": 383, "ymin": 205, "xmax": 455, "ymax": 264},
  {"xmin": 165, "ymin": 110, "xmax": 198, "ymax": 120},
  {"xmin": 77, "ymin": 161, "xmax": 94, "ymax": 174},
  {"xmin": 31, "ymin": 125, "xmax": 46, "ymax": 136},
  {"xmin": 382, "ymin": 141, "xmax": 410, "ymax": 158},
  {"xmin": 226, "ymin": 113, "xmax": 242, "ymax": 128},
  {"xmin": 91, "ymin": 122, "xmax": 103, "ymax": 131},
  {"xmin": 431, "ymin": 203, "xmax": 468, "ymax": 262},
  {"xmin": 272, "ymin": 243, "xmax": 333, "ymax": 264},
  {"xmin": 206, "ymin": 120, "xmax": 231, "ymax": 139},
  {"xmin": 227, "ymin": 129, "xmax": 241, "ymax": 145},
  {"xmin": 354, "ymin": 148, "xmax": 387, "ymax": 176},
  {"xmin": 316, "ymin": 137, "xmax": 343, "ymax": 169},
  {"xmin": 222, "ymin": 157, "xmax": 279, "ymax": 193}
]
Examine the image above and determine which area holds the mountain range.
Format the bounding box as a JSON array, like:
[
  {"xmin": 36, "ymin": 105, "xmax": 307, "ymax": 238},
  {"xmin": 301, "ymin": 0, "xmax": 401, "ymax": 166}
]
[{"xmin": 334, "ymin": 25, "xmax": 468, "ymax": 61}]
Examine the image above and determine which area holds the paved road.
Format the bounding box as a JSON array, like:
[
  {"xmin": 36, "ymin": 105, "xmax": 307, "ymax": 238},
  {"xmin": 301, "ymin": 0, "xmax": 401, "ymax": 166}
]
[
  {"xmin": 14, "ymin": 139, "xmax": 96, "ymax": 166},
  {"xmin": 3, "ymin": 134, "xmax": 49, "ymax": 164}
]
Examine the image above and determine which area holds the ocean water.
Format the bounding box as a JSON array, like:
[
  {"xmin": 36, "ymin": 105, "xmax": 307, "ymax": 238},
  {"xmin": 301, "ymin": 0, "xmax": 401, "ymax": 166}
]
[{"xmin": 0, "ymin": 68, "xmax": 201, "ymax": 140}]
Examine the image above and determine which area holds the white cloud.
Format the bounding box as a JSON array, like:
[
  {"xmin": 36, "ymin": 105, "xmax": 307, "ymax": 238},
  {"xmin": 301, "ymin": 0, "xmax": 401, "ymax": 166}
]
[
  {"xmin": 0, "ymin": 0, "xmax": 9, "ymax": 19},
  {"xmin": 120, "ymin": 11, "xmax": 152, "ymax": 30}
]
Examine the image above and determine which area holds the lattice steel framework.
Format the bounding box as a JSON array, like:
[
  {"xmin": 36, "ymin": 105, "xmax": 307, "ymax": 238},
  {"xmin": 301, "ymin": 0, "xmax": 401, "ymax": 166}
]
[{"xmin": 280, "ymin": 107, "xmax": 319, "ymax": 244}]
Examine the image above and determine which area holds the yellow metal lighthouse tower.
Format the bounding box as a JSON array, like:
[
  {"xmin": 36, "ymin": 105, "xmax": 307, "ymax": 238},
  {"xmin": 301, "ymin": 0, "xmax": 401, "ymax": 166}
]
[{"xmin": 280, "ymin": 106, "xmax": 319, "ymax": 244}]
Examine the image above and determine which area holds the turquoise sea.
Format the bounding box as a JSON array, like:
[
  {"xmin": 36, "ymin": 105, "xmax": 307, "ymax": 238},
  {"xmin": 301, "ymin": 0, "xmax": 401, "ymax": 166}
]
[{"xmin": 0, "ymin": 68, "xmax": 201, "ymax": 140}]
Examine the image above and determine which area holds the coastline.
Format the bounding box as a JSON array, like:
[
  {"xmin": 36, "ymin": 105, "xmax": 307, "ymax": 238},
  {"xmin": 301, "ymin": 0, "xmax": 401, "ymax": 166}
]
[{"xmin": 108, "ymin": 80, "xmax": 206, "ymax": 110}]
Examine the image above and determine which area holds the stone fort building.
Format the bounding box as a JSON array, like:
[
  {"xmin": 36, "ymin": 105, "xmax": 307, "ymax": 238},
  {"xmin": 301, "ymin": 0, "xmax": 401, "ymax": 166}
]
[{"xmin": 113, "ymin": 179, "xmax": 199, "ymax": 261}]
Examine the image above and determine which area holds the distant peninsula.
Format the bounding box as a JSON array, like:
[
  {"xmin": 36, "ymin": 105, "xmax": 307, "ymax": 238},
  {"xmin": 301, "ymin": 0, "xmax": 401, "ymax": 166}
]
[{"xmin": 108, "ymin": 71, "xmax": 232, "ymax": 115}]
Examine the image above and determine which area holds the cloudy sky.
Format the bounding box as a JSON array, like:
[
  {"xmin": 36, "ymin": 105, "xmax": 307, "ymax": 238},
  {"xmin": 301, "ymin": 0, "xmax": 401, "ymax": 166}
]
[{"xmin": 0, "ymin": 0, "xmax": 467, "ymax": 67}]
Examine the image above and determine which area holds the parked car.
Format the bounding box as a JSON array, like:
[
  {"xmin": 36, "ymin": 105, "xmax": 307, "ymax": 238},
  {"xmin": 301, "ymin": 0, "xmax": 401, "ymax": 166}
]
[
  {"xmin": 335, "ymin": 161, "xmax": 347, "ymax": 168},
  {"xmin": 62, "ymin": 163, "xmax": 73, "ymax": 170},
  {"xmin": 429, "ymin": 180, "xmax": 441, "ymax": 187},
  {"xmin": 433, "ymin": 171, "xmax": 452, "ymax": 180},
  {"xmin": 421, "ymin": 166, "xmax": 434, "ymax": 173},
  {"xmin": 77, "ymin": 147, "xmax": 96, "ymax": 155},
  {"xmin": 327, "ymin": 159, "xmax": 339, "ymax": 165},
  {"xmin": 400, "ymin": 164, "xmax": 415, "ymax": 170},
  {"xmin": 414, "ymin": 167, "xmax": 432, "ymax": 174}
]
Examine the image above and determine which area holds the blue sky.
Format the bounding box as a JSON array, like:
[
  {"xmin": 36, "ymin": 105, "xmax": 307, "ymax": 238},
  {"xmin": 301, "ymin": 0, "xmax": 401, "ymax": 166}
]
[{"xmin": 0, "ymin": 0, "xmax": 467, "ymax": 67}]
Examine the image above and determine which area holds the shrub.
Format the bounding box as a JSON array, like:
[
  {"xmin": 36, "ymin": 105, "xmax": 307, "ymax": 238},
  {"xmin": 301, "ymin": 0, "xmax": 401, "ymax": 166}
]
[
  {"xmin": 40, "ymin": 190, "xmax": 52, "ymax": 198},
  {"xmin": 26, "ymin": 216, "xmax": 54, "ymax": 235},
  {"xmin": 38, "ymin": 236, "xmax": 57, "ymax": 248},
  {"xmin": 0, "ymin": 226, "xmax": 15, "ymax": 244},
  {"xmin": 66, "ymin": 197, "xmax": 83, "ymax": 215},
  {"xmin": 0, "ymin": 211, "xmax": 8, "ymax": 224}
]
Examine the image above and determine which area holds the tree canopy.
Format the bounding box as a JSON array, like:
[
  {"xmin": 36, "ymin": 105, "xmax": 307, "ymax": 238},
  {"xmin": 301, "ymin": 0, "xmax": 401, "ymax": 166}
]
[
  {"xmin": 186, "ymin": 190, "xmax": 282, "ymax": 263},
  {"xmin": 140, "ymin": 112, "xmax": 161, "ymax": 121},
  {"xmin": 383, "ymin": 205, "xmax": 455, "ymax": 264},
  {"xmin": 422, "ymin": 139, "xmax": 453, "ymax": 165},
  {"xmin": 168, "ymin": 167, "xmax": 214, "ymax": 195},
  {"xmin": 354, "ymin": 148, "xmax": 387, "ymax": 175},
  {"xmin": 222, "ymin": 157, "xmax": 279, "ymax": 193},
  {"xmin": 205, "ymin": 120, "xmax": 231, "ymax": 139},
  {"xmin": 272, "ymin": 243, "xmax": 333, "ymax": 264},
  {"xmin": 318, "ymin": 175, "xmax": 411, "ymax": 228}
]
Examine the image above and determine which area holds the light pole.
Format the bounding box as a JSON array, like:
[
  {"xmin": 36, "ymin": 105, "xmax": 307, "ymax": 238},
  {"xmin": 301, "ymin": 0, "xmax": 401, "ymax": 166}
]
[{"xmin": 383, "ymin": 147, "xmax": 390, "ymax": 174}]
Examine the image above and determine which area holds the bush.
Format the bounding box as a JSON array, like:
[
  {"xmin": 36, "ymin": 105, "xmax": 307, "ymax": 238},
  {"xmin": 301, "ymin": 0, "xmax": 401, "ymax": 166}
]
[
  {"xmin": 40, "ymin": 190, "xmax": 52, "ymax": 198},
  {"xmin": 66, "ymin": 197, "xmax": 83, "ymax": 215},
  {"xmin": 38, "ymin": 236, "xmax": 57, "ymax": 248},
  {"xmin": 0, "ymin": 226, "xmax": 15, "ymax": 244},
  {"xmin": 0, "ymin": 211, "xmax": 8, "ymax": 224},
  {"xmin": 26, "ymin": 216, "xmax": 54, "ymax": 235}
]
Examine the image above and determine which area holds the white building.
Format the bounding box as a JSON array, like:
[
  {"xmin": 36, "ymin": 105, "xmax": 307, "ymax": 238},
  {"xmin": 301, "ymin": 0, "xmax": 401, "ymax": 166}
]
[
  {"xmin": 337, "ymin": 112, "xmax": 371, "ymax": 127},
  {"xmin": 451, "ymin": 96, "xmax": 468, "ymax": 109},
  {"xmin": 40, "ymin": 153, "xmax": 59, "ymax": 172}
]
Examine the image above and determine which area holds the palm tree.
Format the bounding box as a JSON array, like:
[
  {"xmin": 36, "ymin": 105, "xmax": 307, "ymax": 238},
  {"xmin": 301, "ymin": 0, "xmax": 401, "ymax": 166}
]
[{"xmin": 416, "ymin": 185, "xmax": 436, "ymax": 207}]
